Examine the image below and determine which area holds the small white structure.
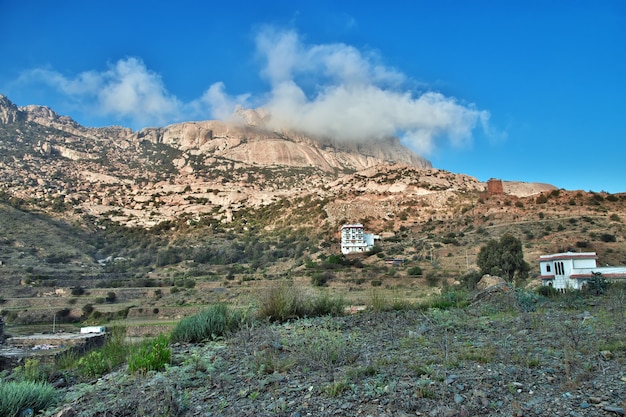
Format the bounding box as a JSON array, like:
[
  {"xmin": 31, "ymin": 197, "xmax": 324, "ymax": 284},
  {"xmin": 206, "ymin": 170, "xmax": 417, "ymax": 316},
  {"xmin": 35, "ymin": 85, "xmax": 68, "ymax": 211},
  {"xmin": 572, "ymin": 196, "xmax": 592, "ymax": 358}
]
[
  {"xmin": 538, "ymin": 252, "xmax": 626, "ymax": 291},
  {"xmin": 341, "ymin": 223, "xmax": 379, "ymax": 255},
  {"xmin": 80, "ymin": 326, "xmax": 106, "ymax": 334}
]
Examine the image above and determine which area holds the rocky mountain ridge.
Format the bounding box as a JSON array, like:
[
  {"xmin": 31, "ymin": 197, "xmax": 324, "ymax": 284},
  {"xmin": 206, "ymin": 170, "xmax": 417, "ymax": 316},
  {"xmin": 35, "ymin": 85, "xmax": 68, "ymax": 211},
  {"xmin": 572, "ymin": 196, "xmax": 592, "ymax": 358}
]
[{"xmin": 0, "ymin": 94, "xmax": 557, "ymax": 230}]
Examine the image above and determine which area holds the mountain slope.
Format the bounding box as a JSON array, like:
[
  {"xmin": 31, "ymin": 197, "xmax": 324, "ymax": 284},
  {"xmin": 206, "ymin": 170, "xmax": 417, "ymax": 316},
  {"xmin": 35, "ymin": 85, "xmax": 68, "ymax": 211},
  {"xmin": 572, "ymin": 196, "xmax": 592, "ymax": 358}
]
[{"xmin": 0, "ymin": 94, "xmax": 625, "ymax": 329}]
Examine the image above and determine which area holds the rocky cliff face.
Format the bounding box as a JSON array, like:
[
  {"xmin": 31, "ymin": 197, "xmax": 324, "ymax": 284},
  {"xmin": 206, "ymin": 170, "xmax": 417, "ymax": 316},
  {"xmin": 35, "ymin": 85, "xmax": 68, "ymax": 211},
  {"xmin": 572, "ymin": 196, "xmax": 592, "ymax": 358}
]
[
  {"xmin": 0, "ymin": 95, "xmax": 22, "ymax": 124},
  {"xmin": 130, "ymin": 121, "xmax": 431, "ymax": 172},
  {"xmin": 0, "ymin": 94, "xmax": 430, "ymax": 172},
  {"xmin": 0, "ymin": 94, "xmax": 554, "ymax": 229}
]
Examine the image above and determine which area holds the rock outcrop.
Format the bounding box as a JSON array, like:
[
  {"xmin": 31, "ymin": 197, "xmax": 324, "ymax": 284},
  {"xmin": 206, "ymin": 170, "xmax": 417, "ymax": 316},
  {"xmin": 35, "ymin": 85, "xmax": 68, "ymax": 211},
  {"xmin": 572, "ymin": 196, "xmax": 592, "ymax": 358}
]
[
  {"xmin": 0, "ymin": 94, "xmax": 558, "ymax": 229},
  {"xmin": 0, "ymin": 94, "xmax": 21, "ymax": 124},
  {"xmin": 130, "ymin": 120, "xmax": 431, "ymax": 172}
]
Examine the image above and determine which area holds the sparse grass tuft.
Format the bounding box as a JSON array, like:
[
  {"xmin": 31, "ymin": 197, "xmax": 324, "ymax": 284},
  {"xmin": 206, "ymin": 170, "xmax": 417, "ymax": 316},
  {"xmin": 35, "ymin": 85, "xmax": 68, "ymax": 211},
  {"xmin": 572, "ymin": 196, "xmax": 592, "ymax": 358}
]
[
  {"xmin": 252, "ymin": 349, "xmax": 296, "ymax": 375},
  {"xmin": 171, "ymin": 304, "xmax": 246, "ymax": 343},
  {"xmin": 257, "ymin": 281, "xmax": 345, "ymax": 322},
  {"xmin": 418, "ymin": 289, "xmax": 469, "ymax": 310},
  {"xmin": 307, "ymin": 291, "xmax": 346, "ymax": 316},
  {"xmin": 257, "ymin": 281, "xmax": 304, "ymax": 322},
  {"xmin": 324, "ymin": 379, "xmax": 351, "ymax": 397},
  {"xmin": 367, "ymin": 289, "xmax": 413, "ymax": 312}
]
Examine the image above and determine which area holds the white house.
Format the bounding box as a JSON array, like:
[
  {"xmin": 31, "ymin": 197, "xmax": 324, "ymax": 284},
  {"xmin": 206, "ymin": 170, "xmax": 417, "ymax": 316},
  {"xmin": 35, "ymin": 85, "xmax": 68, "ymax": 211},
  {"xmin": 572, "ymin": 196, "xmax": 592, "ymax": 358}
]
[
  {"xmin": 341, "ymin": 224, "xmax": 379, "ymax": 255},
  {"xmin": 80, "ymin": 326, "xmax": 107, "ymax": 334},
  {"xmin": 538, "ymin": 252, "xmax": 626, "ymax": 291}
]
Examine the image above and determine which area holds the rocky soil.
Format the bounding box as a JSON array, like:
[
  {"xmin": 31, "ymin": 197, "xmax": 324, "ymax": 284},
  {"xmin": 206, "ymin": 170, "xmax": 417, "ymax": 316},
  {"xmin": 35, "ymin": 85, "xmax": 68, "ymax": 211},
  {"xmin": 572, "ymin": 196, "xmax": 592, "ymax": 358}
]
[{"xmin": 45, "ymin": 290, "xmax": 626, "ymax": 417}]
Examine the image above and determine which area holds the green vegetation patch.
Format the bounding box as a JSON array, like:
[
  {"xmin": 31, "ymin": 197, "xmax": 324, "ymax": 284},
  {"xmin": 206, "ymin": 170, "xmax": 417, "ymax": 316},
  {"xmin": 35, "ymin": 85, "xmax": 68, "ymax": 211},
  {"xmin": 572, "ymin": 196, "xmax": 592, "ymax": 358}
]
[
  {"xmin": 0, "ymin": 380, "xmax": 58, "ymax": 417},
  {"xmin": 171, "ymin": 304, "xmax": 246, "ymax": 343}
]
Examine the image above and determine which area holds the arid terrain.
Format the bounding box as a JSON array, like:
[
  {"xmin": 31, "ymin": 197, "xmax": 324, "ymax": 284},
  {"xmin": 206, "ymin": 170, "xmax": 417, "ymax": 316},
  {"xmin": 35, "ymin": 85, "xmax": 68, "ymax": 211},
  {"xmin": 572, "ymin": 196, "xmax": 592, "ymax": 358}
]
[{"xmin": 1, "ymin": 95, "xmax": 625, "ymax": 416}]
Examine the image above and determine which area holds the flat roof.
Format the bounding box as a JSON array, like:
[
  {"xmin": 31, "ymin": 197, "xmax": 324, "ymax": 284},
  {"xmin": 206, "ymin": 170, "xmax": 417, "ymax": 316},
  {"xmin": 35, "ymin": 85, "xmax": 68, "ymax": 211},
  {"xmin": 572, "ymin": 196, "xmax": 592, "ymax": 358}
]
[
  {"xmin": 341, "ymin": 223, "xmax": 364, "ymax": 229},
  {"xmin": 538, "ymin": 252, "xmax": 597, "ymax": 262}
]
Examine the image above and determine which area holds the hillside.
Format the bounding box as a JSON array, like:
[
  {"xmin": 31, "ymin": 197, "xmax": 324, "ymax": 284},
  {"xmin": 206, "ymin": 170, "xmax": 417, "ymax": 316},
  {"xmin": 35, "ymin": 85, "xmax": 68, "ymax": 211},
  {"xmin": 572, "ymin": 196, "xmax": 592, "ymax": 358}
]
[
  {"xmin": 1, "ymin": 94, "xmax": 626, "ymax": 417},
  {"xmin": 0, "ymin": 93, "xmax": 625, "ymax": 328}
]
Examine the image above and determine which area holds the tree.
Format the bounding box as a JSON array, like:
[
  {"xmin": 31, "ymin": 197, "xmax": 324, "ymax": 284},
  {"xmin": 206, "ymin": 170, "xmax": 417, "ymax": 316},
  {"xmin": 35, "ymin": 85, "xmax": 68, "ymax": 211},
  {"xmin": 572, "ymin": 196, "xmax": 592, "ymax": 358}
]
[
  {"xmin": 477, "ymin": 234, "xmax": 529, "ymax": 283},
  {"xmin": 586, "ymin": 271, "xmax": 608, "ymax": 295},
  {"xmin": 105, "ymin": 291, "xmax": 117, "ymax": 303}
]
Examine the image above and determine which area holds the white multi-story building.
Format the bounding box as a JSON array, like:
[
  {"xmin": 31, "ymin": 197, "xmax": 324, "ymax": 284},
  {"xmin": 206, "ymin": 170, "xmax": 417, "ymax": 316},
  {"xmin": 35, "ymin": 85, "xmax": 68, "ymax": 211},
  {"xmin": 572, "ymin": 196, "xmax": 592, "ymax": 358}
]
[
  {"xmin": 538, "ymin": 252, "xmax": 626, "ymax": 291},
  {"xmin": 341, "ymin": 223, "xmax": 379, "ymax": 254}
]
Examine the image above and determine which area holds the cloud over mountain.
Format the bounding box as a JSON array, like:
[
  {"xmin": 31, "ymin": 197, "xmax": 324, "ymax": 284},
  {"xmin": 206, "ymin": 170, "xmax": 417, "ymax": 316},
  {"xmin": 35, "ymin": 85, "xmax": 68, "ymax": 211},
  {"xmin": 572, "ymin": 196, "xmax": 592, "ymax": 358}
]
[{"xmin": 16, "ymin": 27, "xmax": 489, "ymax": 155}]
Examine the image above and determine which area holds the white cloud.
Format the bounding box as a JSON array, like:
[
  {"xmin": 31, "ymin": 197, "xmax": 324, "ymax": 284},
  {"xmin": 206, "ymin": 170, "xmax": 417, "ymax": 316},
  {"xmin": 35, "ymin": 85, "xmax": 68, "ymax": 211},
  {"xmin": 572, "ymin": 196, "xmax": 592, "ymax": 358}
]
[
  {"xmin": 244, "ymin": 28, "xmax": 489, "ymax": 155},
  {"xmin": 20, "ymin": 58, "xmax": 184, "ymax": 128},
  {"xmin": 17, "ymin": 27, "xmax": 491, "ymax": 154},
  {"xmin": 190, "ymin": 82, "xmax": 251, "ymax": 122}
]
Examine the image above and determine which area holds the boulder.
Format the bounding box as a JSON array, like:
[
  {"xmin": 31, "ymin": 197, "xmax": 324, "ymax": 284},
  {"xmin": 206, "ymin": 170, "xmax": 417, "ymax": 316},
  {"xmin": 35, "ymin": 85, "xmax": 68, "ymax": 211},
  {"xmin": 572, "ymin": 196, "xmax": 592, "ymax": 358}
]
[{"xmin": 476, "ymin": 274, "xmax": 507, "ymax": 290}]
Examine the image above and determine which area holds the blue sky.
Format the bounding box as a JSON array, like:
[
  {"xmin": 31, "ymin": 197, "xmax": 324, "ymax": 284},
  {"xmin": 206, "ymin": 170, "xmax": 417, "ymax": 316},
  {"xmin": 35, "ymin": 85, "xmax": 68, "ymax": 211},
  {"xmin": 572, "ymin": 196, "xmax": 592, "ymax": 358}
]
[{"xmin": 1, "ymin": 1, "xmax": 625, "ymax": 193}]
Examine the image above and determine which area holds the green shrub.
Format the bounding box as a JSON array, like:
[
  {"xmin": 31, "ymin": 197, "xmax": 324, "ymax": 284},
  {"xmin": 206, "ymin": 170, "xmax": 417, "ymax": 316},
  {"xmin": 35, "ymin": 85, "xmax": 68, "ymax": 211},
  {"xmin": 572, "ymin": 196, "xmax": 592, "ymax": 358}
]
[
  {"xmin": 311, "ymin": 271, "xmax": 334, "ymax": 287},
  {"xmin": 0, "ymin": 381, "xmax": 58, "ymax": 416},
  {"xmin": 307, "ymin": 292, "xmax": 345, "ymax": 316},
  {"xmin": 407, "ymin": 266, "xmax": 423, "ymax": 276},
  {"xmin": 77, "ymin": 350, "xmax": 109, "ymax": 378},
  {"xmin": 257, "ymin": 281, "xmax": 345, "ymax": 322},
  {"xmin": 128, "ymin": 334, "xmax": 171, "ymax": 374},
  {"xmin": 171, "ymin": 304, "xmax": 245, "ymax": 343},
  {"xmin": 459, "ymin": 270, "xmax": 483, "ymax": 290},
  {"xmin": 11, "ymin": 359, "xmax": 49, "ymax": 383},
  {"xmin": 586, "ymin": 272, "xmax": 609, "ymax": 295},
  {"xmin": 368, "ymin": 289, "xmax": 389, "ymax": 312},
  {"xmin": 105, "ymin": 291, "xmax": 117, "ymax": 303},
  {"xmin": 536, "ymin": 285, "xmax": 559, "ymax": 298},
  {"xmin": 419, "ymin": 290, "xmax": 469, "ymax": 310},
  {"xmin": 76, "ymin": 327, "xmax": 128, "ymax": 378},
  {"xmin": 425, "ymin": 272, "xmax": 440, "ymax": 287},
  {"xmin": 600, "ymin": 233, "xmax": 616, "ymax": 243},
  {"xmin": 515, "ymin": 288, "xmax": 540, "ymax": 312},
  {"xmin": 257, "ymin": 281, "xmax": 304, "ymax": 322},
  {"xmin": 71, "ymin": 286, "xmax": 85, "ymax": 296},
  {"xmin": 325, "ymin": 254, "xmax": 343, "ymax": 264}
]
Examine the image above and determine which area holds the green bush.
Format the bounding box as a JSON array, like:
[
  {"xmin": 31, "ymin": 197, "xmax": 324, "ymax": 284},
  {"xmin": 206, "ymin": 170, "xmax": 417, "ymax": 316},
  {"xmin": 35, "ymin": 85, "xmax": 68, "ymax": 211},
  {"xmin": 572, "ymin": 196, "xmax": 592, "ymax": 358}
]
[
  {"xmin": 515, "ymin": 288, "xmax": 540, "ymax": 312},
  {"xmin": 325, "ymin": 254, "xmax": 343, "ymax": 264},
  {"xmin": 600, "ymin": 233, "xmax": 616, "ymax": 243},
  {"xmin": 425, "ymin": 272, "xmax": 440, "ymax": 287},
  {"xmin": 459, "ymin": 270, "xmax": 483, "ymax": 290},
  {"xmin": 11, "ymin": 358, "xmax": 49, "ymax": 383},
  {"xmin": 419, "ymin": 290, "xmax": 469, "ymax": 310},
  {"xmin": 171, "ymin": 304, "xmax": 245, "ymax": 343},
  {"xmin": 77, "ymin": 350, "xmax": 109, "ymax": 378},
  {"xmin": 307, "ymin": 292, "xmax": 345, "ymax": 316},
  {"xmin": 76, "ymin": 327, "xmax": 128, "ymax": 378},
  {"xmin": 311, "ymin": 271, "xmax": 334, "ymax": 287},
  {"xmin": 536, "ymin": 285, "xmax": 559, "ymax": 298},
  {"xmin": 0, "ymin": 380, "xmax": 58, "ymax": 416},
  {"xmin": 586, "ymin": 272, "xmax": 609, "ymax": 295},
  {"xmin": 407, "ymin": 266, "xmax": 423, "ymax": 276},
  {"xmin": 71, "ymin": 286, "xmax": 85, "ymax": 296},
  {"xmin": 257, "ymin": 281, "xmax": 345, "ymax": 322},
  {"xmin": 368, "ymin": 289, "xmax": 389, "ymax": 312},
  {"xmin": 128, "ymin": 334, "xmax": 171, "ymax": 374},
  {"xmin": 257, "ymin": 281, "xmax": 305, "ymax": 322}
]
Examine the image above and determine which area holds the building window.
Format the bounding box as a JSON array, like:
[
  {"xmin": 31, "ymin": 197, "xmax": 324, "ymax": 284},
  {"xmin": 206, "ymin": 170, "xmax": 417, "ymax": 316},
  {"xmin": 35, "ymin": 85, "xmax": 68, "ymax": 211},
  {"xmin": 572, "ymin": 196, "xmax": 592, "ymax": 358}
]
[
  {"xmin": 554, "ymin": 261, "xmax": 564, "ymax": 275},
  {"xmin": 546, "ymin": 265, "xmax": 551, "ymax": 273}
]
